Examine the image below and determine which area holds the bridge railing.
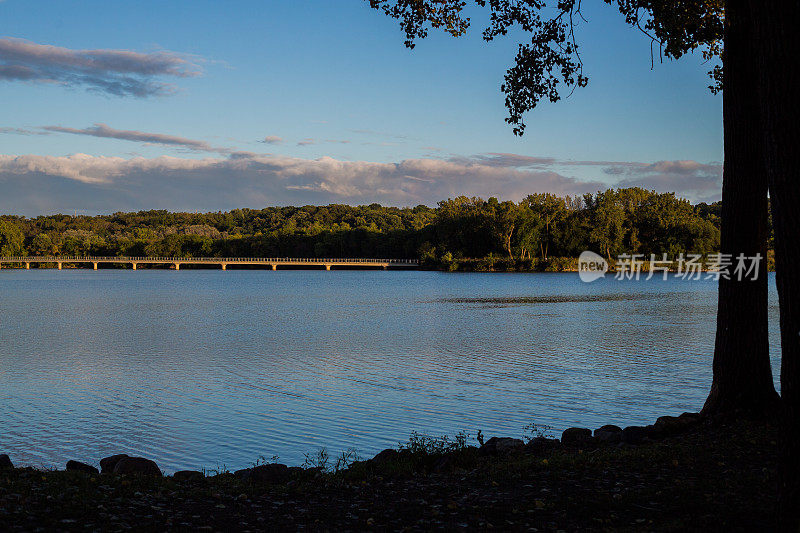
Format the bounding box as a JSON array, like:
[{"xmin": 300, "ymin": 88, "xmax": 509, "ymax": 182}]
[{"xmin": 0, "ymin": 256, "xmax": 419, "ymax": 264}]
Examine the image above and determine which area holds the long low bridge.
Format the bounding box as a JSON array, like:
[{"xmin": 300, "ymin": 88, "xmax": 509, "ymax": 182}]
[{"xmin": 0, "ymin": 256, "xmax": 419, "ymax": 271}]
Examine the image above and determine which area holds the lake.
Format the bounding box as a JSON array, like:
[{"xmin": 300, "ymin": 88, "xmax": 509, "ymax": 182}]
[{"xmin": 0, "ymin": 269, "xmax": 782, "ymax": 473}]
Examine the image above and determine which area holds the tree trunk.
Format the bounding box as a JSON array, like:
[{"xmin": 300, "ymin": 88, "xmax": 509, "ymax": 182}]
[
  {"xmin": 748, "ymin": 0, "xmax": 800, "ymax": 527},
  {"xmin": 701, "ymin": 0, "xmax": 779, "ymax": 417}
]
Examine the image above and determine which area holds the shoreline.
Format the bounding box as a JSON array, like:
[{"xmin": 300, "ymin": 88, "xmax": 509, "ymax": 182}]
[{"xmin": 0, "ymin": 413, "xmax": 777, "ymax": 531}]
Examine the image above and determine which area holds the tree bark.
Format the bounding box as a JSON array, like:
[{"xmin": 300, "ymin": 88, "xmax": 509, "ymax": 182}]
[
  {"xmin": 748, "ymin": 0, "xmax": 800, "ymax": 527},
  {"xmin": 701, "ymin": 0, "xmax": 779, "ymax": 417}
]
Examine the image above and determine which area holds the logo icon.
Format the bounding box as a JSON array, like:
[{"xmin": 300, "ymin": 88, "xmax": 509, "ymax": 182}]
[{"xmin": 578, "ymin": 250, "xmax": 608, "ymax": 282}]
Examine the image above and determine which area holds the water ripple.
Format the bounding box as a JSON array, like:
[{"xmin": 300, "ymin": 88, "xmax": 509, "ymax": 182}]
[{"xmin": 0, "ymin": 270, "xmax": 781, "ymax": 472}]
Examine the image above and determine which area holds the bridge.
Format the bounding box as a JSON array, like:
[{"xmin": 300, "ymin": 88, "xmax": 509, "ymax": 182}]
[{"xmin": 0, "ymin": 256, "xmax": 419, "ymax": 271}]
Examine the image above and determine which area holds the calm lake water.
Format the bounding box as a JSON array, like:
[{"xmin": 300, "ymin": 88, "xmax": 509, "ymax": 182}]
[{"xmin": 0, "ymin": 269, "xmax": 781, "ymax": 472}]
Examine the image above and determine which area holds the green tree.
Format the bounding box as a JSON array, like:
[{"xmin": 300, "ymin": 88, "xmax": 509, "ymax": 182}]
[
  {"xmin": 0, "ymin": 219, "xmax": 25, "ymax": 256},
  {"xmin": 522, "ymin": 193, "xmax": 567, "ymax": 260},
  {"xmin": 514, "ymin": 202, "xmax": 543, "ymax": 260},
  {"xmin": 30, "ymin": 233, "xmax": 57, "ymax": 255},
  {"xmin": 584, "ymin": 191, "xmax": 625, "ymax": 260},
  {"xmin": 495, "ymin": 200, "xmax": 519, "ymax": 258}
]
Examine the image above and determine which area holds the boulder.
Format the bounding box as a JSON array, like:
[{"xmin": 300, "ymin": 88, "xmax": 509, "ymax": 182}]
[
  {"xmin": 287, "ymin": 466, "xmax": 306, "ymax": 477},
  {"xmin": 525, "ymin": 436, "xmax": 561, "ymax": 454},
  {"xmin": 479, "ymin": 437, "xmax": 525, "ymax": 455},
  {"xmin": 652, "ymin": 416, "xmax": 683, "ymax": 438},
  {"xmin": 679, "ymin": 412, "xmax": 702, "ymax": 424},
  {"xmin": 236, "ymin": 463, "xmax": 290, "ymax": 484},
  {"xmin": 622, "ymin": 425, "xmax": 651, "ymax": 444},
  {"xmin": 112, "ymin": 457, "xmax": 161, "ymax": 476},
  {"xmin": 66, "ymin": 460, "xmax": 99, "ymax": 474},
  {"xmin": 100, "ymin": 454, "xmax": 130, "ymax": 474},
  {"xmin": 678, "ymin": 412, "xmax": 702, "ymax": 430},
  {"xmin": 173, "ymin": 470, "xmax": 205, "ymax": 482},
  {"xmin": 561, "ymin": 427, "xmax": 593, "ymax": 446},
  {"xmin": 0, "ymin": 454, "xmax": 12, "ymax": 469},
  {"xmin": 371, "ymin": 448, "xmax": 400, "ymax": 463},
  {"xmin": 594, "ymin": 425, "xmax": 622, "ymax": 444}
]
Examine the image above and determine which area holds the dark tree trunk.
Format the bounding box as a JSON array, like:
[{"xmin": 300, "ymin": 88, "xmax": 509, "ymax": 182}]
[
  {"xmin": 749, "ymin": 1, "xmax": 800, "ymax": 527},
  {"xmin": 702, "ymin": 0, "xmax": 779, "ymax": 417}
]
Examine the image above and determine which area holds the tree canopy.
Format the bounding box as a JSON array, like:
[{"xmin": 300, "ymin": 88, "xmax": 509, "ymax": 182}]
[
  {"xmin": 0, "ymin": 188, "xmax": 724, "ymax": 269},
  {"xmin": 368, "ymin": 0, "xmax": 723, "ymax": 134}
]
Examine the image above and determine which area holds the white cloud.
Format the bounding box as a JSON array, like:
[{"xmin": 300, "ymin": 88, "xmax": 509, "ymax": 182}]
[{"xmin": 0, "ymin": 152, "xmax": 605, "ymax": 214}]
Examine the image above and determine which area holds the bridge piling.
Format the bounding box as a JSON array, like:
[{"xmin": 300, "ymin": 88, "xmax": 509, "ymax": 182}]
[
  {"xmin": 131, "ymin": 263, "xmax": 137, "ymax": 271},
  {"xmin": 25, "ymin": 262, "xmax": 30, "ymax": 270},
  {"xmin": 93, "ymin": 262, "xmax": 98, "ymax": 270},
  {"xmin": 57, "ymin": 262, "xmax": 62, "ymax": 270},
  {"xmin": 221, "ymin": 263, "xmax": 227, "ymax": 271}
]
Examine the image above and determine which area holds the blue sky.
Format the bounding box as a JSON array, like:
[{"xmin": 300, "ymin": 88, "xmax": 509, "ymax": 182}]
[{"xmin": 0, "ymin": 0, "xmax": 722, "ymax": 215}]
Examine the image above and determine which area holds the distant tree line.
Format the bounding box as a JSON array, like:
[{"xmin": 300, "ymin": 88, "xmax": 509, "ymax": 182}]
[{"xmin": 0, "ymin": 188, "xmax": 743, "ymax": 270}]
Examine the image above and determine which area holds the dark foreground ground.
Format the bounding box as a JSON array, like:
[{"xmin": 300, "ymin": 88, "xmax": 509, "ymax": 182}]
[{"xmin": 0, "ymin": 418, "xmax": 777, "ymax": 532}]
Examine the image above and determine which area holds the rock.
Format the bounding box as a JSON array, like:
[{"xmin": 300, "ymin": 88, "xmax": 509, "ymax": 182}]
[
  {"xmin": 525, "ymin": 436, "xmax": 561, "ymax": 454},
  {"xmin": 561, "ymin": 427, "xmax": 593, "ymax": 446},
  {"xmin": 66, "ymin": 460, "xmax": 99, "ymax": 474},
  {"xmin": 251, "ymin": 463, "xmax": 290, "ymax": 483},
  {"xmin": 287, "ymin": 466, "xmax": 305, "ymax": 475},
  {"xmin": 479, "ymin": 437, "xmax": 525, "ymax": 455},
  {"xmin": 100, "ymin": 454, "xmax": 130, "ymax": 473},
  {"xmin": 112, "ymin": 457, "xmax": 161, "ymax": 476},
  {"xmin": 594, "ymin": 425, "xmax": 623, "ymax": 444},
  {"xmin": 371, "ymin": 448, "xmax": 400, "ymax": 463},
  {"xmin": 236, "ymin": 463, "xmax": 290, "ymax": 484},
  {"xmin": 679, "ymin": 411, "xmax": 702, "ymax": 423},
  {"xmin": 173, "ymin": 470, "xmax": 205, "ymax": 482},
  {"xmin": 0, "ymin": 454, "xmax": 12, "ymax": 469},
  {"xmin": 652, "ymin": 412, "xmax": 703, "ymax": 438},
  {"xmin": 678, "ymin": 412, "xmax": 702, "ymax": 428},
  {"xmin": 652, "ymin": 416, "xmax": 683, "ymax": 438},
  {"xmin": 622, "ymin": 425, "xmax": 651, "ymax": 444}
]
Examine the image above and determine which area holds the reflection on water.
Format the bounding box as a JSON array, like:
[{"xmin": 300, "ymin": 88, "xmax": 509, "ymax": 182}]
[
  {"xmin": 434, "ymin": 294, "xmax": 663, "ymax": 305},
  {"xmin": 0, "ymin": 270, "xmax": 781, "ymax": 472}
]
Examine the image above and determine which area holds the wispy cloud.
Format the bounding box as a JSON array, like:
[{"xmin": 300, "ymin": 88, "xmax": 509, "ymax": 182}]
[
  {"xmin": 469, "ymin": 153, "xmax": 558, "ymax": 168},
  {"xmin": 42, "ymin": 123, "xmax": 228, "ymax": 153},
  {"xmin": 297, "ymin": 138, "xmax": 351, "ymax": 146},
  {"xmin": 260, "ymin": 135, "xmax": 284, "ymax": 145},
  {"xmin": 0, "ymin": 37, "xmax": 201, "ymax": 97},
  {"xmin": 0, "ymin": 126, "xmax": 51, "ymax": 136}
]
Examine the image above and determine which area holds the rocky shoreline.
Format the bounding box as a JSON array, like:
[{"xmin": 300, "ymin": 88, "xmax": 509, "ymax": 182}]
[
  {"xmin": 0, "ymin": 413, "xmax": 777, "ymax": 531},
  {"xmin": 1, "ymin": 412, "xmax": 704, "ymax": 480}
]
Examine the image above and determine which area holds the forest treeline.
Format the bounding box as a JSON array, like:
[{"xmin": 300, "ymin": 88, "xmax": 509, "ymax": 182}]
[{"xmin": 0, "ymin": 188, "xmax": 736, "ymax": 270}]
